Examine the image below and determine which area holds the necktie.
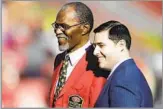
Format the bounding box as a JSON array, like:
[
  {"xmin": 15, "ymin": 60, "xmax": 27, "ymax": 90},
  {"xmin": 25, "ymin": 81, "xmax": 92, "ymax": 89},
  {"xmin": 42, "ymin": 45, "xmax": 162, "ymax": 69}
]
[{"xmin": 53, "ymin": 55, "xmax": 69, "ymax": 106}]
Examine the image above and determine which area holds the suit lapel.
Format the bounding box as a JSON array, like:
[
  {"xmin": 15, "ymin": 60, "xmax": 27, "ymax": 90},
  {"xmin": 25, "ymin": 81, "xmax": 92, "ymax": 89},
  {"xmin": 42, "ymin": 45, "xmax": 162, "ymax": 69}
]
[
  {"xmin": 95, "ymin": 70, "xmax": 114, "ymax": 106},
  {"xmin": 52, "ymin": 62, "xmax": 63, "ymax": 93},
  {"xmin": 50, "ymin": 61, "xmax": 63, "ymax": 107}
]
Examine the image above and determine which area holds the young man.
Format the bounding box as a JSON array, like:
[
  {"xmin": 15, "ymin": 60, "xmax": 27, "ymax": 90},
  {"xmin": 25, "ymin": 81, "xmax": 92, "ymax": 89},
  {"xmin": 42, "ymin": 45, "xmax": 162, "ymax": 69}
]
[
  {"xmin": 49, "ymin": 2, "xmax": 108, "ymax": 108},
  {"xmin": 93, "ymin": 20, "xmax": 153, "ymax": 107}
]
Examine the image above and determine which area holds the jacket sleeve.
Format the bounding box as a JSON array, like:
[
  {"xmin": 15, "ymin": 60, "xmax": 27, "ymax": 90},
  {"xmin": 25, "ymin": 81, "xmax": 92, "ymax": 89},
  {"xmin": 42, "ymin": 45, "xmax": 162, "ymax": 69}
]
[
  {"xmin": 109, "ymin": 82, "xmax": 141, "ymax": 107},
  {"xmin": 89, "ymin": 77, "xmax": 106, "ymax": 107}
]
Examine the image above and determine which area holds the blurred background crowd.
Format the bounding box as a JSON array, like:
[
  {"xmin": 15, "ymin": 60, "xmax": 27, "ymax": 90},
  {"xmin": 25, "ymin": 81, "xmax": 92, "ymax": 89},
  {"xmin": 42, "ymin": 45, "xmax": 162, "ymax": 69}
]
[{"xmin": 2, "ymin": 0, "xmax": 162, "ymax": 108}]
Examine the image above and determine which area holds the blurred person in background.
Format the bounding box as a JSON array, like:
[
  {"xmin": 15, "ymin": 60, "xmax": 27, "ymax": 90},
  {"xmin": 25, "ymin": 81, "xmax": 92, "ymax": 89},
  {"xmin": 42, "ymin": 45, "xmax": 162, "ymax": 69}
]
[
  {"xmin": 49, "ymin": 2, "xmax": 108, "ymax": 108},
  {"xmin": 13, "ymin": 78, "xmax": 49, "ymax": 107},
  {"xmin": 2, "ymin": 1, "xmax": 53, "ymax": 107},
  {"xmin": 93, "ymin": 20, "xmax": 153, "ymax": 107}
]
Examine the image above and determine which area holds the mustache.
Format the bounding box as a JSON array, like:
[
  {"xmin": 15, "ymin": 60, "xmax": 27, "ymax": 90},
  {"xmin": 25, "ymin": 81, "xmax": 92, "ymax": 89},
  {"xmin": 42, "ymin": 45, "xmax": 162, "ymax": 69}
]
[{"xmin": 57, "ymin": 34, "xmax": 69, "ymax": 40}]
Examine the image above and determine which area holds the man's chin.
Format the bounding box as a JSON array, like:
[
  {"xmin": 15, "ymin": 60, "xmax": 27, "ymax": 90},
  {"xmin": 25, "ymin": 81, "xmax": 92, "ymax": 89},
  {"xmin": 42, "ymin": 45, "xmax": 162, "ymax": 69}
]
[
  {"xmin": 59, "ymin": 44, "xmax": 69, "ymax": 51},
  {"xmin": 99, "ymin": 63, "xmax": 105, "ymax": 69},
  {"xmin": 99, "ymin": 63, "xmax": 111, "ymax": 71}
]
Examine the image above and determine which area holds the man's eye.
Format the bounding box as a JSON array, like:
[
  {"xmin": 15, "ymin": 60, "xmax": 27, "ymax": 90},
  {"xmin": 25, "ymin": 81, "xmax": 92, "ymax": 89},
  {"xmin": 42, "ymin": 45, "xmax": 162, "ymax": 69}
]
[
  {"xmin": 61, "ymin": 24, "xmax": 69, "ymax": 29},
  {"xmin": 99, "ymin": 44, "xmax": 104, "ymax": 48},
  {"xmin": 59, "ymin": 24, "xmax": 65, "ymax": 29}
]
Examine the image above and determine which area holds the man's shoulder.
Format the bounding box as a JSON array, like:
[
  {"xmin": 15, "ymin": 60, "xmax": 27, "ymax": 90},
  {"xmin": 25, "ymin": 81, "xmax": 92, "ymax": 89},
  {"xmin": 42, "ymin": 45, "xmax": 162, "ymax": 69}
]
[
  {"xmin": 112, "ymin": 66, "xmax": 142, "ymax": 83},
  {"xmin": 113, "ymin": 59, "xmax": 141, "ymax": 77},
  {"xmin": 110, "ymin": 60, "xmax": 144, "ymax": 90}
]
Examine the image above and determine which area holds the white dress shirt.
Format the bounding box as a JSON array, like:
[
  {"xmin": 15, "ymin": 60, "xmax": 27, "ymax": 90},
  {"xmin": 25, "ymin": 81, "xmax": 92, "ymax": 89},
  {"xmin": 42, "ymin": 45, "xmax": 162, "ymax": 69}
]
[
  {"xmin": 55, "ymin": 41, "xmax": 91, "ymax": 88},
  {"xmin": 66, "ymin": 41, "xmax": 91, "ymax": 80}
]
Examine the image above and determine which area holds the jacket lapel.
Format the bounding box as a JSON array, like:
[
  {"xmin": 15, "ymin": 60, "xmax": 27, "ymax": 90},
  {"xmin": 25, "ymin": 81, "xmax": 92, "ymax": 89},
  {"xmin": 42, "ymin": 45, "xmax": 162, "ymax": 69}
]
[
  {"xmin": 95, "ymin": 70, "xmax": 114, "ymax": 106},
  {"xmin": 49, "ymin": 61, "xmax": 63, "ymax": 106}
]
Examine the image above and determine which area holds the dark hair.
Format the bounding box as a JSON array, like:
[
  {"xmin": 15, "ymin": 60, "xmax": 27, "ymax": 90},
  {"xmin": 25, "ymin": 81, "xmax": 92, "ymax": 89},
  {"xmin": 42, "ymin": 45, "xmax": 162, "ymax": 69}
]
[
  {"xmin": 94, "ymin": 20, "xmax": 131, "ymax": 50},
  {"xmin": 62, "ymin": 2, "xmax": 94, "ymax": 33}
]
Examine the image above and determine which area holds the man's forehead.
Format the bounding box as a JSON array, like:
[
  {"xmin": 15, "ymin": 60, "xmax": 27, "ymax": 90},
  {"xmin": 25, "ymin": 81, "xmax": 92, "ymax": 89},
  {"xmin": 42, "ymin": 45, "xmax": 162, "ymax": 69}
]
[
  {"xmin": 93, "ymin": 30, "xmax": 109, "ymax": 43},
  {"xmin": 56, "ymin": 6, "xmax": 79, "ymax": 23},
  {"xmin": 61, "ymin": 5, "xmax": 75, "ymax": 12},
  {"xmin": 95, "ymin": 31, "xmax": 108, "ymax": 38}
]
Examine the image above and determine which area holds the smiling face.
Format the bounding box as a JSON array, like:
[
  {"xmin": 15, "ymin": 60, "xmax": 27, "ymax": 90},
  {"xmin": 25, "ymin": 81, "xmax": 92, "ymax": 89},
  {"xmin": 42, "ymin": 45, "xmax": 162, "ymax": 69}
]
[
  {"xmin": 93, "ymin": 30, "xmax": 119, "ymax": 70},
  {"xmin": 54, "ymin": 6, "xmax": 84, "ymax": 52}
]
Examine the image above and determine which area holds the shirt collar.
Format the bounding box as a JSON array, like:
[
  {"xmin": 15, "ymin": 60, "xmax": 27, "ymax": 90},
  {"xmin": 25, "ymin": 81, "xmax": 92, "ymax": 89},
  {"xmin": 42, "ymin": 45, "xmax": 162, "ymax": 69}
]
[
  {"xmin": 67, "ymin": 41, "xmax": 91, "ymax": 66},
  {"xmin": 108, "ymin": 57, "xmax": 132, "ymax": 79}
]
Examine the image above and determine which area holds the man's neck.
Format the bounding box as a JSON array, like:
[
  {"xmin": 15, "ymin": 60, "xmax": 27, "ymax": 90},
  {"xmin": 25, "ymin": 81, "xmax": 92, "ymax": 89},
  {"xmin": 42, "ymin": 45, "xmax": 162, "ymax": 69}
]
[
  {"xmin": 117, "ymin": 52, "xmax": 131, "ymax": 65},
  {"xmin": 68, "ymin": 35, "xmax": 89, "ymax": 53}
]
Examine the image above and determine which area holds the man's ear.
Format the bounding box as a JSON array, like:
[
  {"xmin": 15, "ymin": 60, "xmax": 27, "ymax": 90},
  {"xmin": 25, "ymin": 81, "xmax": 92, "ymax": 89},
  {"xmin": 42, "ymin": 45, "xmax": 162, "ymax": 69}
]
[
  {"xmin": 81, "ymin": 24, "xmax": 90, "ymax": 35},
  {"xmin": 116, "ymin": 39, "xmax": 126, "ymax": 52}
]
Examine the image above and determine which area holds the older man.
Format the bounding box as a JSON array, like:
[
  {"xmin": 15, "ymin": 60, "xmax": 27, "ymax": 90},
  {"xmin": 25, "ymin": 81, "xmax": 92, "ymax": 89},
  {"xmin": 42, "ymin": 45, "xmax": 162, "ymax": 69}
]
[{"xmin": 49, "ymin": 2, "xmax": 108, "ymax": 108}]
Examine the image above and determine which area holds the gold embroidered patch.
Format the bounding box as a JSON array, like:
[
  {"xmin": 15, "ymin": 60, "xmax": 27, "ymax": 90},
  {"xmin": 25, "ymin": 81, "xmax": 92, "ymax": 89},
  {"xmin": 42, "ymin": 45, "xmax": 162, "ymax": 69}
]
[{"xmin": 68, "ymin": 95, "xmax": 83, "ymax": 108}]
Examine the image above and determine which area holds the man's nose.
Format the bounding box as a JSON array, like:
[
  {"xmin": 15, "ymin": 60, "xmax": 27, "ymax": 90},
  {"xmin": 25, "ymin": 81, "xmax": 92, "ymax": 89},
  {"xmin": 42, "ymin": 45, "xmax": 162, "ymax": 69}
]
[
  {"xmin": 93, "ymin": 46, "xmax": 100, "ymax": 56},
  {"xmin": 54, "ymin": 28, "xmax": 63, "ymax": 35}
]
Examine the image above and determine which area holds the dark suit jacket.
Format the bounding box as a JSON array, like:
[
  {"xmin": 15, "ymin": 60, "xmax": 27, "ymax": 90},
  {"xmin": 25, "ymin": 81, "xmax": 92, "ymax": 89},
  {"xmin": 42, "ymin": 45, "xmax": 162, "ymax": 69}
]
[
  {"xmin": 49, "ymin": 45, "xmax": 109, "ymax": 107},
  {"xmin": 95, "ymin": 59, "xmax": 153, "ymax": 107}
]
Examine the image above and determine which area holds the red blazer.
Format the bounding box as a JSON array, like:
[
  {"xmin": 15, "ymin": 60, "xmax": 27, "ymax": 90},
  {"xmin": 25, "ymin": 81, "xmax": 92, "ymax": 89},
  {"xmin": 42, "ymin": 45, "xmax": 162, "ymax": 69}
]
[{"xmin": 49, "ymin": 46, "xmax": 108, "ymax": 108}]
